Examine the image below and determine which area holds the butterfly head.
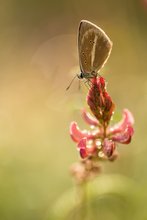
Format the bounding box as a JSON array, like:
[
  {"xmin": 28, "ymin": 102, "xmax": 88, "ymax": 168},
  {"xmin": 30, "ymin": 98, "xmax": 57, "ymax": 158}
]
[{"xmin": 77, "ymin": 72, "xmax": 84, "ymax": 79}]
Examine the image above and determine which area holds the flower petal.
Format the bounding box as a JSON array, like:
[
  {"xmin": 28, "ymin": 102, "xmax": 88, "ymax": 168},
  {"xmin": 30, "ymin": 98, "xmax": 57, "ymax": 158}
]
[
  {"xmin": 80, "ymin": 148, "xmax": 88, "ymax": 159},
  {"xmin": 78, "ymin": 138, "xmax": 88, "ymax": 158},
  {"xmin": 77, "ymin": 137, "xmax": 87, "ymax": 149},
  {"xmin": 108, "ymin": 109, "xmax": 134, "ymax": 135},
  {"xmin": 70, "ymin": 122, "xmax": 88, "ymax": 142},
  {"xmin": 103, "ymin": 139, "xmax": 116, "ymax": 157},
  {"xmin": 78, "ymin": 138, "xmax": 97, "ymax": 158},
  {"xmin": 112, "ymin": 125, "xmax": 134, "ymax": 144},
  {"xmin": 82, "ymin": 109, "xmax": 99, "ymax": 126}
]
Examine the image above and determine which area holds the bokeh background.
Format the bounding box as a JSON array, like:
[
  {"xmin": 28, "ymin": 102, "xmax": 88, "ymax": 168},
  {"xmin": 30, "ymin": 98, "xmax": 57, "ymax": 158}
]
[{"xmin": 0, "ymin": 0, "xmax": 147, "ymax": 219}]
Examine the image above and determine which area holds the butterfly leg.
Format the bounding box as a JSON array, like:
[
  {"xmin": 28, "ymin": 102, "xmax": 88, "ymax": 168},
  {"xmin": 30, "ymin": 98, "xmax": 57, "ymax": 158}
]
[{"xmin": 83, "ymin": 79, "xmax": 91, "ymax": 90}]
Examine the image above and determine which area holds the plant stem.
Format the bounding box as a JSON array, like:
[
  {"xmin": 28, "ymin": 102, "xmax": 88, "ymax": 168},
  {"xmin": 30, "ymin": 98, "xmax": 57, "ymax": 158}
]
[{"xmin": 77, "ymin": 181, "xmax": 88, "ymax": 220}]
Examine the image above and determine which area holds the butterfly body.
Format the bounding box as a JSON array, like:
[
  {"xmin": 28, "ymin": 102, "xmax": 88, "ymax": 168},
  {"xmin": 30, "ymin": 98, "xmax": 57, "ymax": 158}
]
[
  {"xmin": 66, "ymin": 20, "xmax": 112, "ymax": 90},
  {"xmin": 77, "ymin": 71, "xmax": 97, "ymax": 79},
  {"xmin": 78, "ymin": 20, "xmax": 112, "ymax": 79}
]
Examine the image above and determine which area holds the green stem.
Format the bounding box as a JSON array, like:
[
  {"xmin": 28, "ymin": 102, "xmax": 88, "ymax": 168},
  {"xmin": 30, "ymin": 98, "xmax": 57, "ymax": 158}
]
[{"xmin": 77, "ymin": 181, "xmax": 88, "ymax": 220}]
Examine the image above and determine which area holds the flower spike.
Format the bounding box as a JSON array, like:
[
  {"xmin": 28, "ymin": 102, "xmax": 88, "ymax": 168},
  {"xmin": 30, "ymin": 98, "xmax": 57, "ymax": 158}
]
[{"xmin": 70, "ymin": 77, "xmax": 134, "ymax": 162}]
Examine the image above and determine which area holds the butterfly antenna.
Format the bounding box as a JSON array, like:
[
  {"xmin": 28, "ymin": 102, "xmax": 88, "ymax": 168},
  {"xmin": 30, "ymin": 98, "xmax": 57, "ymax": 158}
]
[{"xmin": 66, "ymin": 75, "xmax": 77, "ymax": 90}]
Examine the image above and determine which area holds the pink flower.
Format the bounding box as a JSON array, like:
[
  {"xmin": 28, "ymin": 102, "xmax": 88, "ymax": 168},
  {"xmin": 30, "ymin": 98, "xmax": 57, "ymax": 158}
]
[
  {"xmin": 70, "ymin": 109, "xmax": 134, "ymax": 160},
  {"xmin": 70, "ymin": 77, "xmax": 134, "ymax": 160}
]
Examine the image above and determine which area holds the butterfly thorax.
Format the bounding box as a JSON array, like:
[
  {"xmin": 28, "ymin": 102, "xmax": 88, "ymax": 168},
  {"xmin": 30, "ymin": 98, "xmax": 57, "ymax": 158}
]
[{"xmin": 77, "ymin": 71, "xmax": 97, "ymax": 79}]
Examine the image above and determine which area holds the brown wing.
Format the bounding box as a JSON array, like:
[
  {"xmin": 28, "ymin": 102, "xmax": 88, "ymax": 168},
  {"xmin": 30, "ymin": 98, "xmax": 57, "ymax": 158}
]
[{"xmin": 78, "ymin": 20, "xmax": 112, "ymax": 74}]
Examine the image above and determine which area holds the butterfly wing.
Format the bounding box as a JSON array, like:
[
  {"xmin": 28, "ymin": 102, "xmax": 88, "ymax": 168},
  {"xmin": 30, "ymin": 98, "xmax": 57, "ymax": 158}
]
[{"xmin": 78, "ymin": 20, "xmax": 112, "ymax": 74}]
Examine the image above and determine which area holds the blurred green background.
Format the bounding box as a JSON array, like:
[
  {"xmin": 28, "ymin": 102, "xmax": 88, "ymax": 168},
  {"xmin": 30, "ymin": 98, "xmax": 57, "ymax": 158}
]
[{"xmin": 0, "ymin": 0, "xmax": 147, "ymax": 219}]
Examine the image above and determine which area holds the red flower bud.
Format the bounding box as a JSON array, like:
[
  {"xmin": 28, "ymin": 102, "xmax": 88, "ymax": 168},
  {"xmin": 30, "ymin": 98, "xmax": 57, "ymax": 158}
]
[{"xmin": 87, "ymin": 77, "xmax": 115, "ymax": 125}]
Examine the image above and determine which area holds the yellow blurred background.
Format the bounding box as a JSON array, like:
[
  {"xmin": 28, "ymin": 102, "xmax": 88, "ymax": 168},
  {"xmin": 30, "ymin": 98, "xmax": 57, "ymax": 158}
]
[{"xmin": 0, "ymin": 0, "xmax": 147, "ymax": 219}]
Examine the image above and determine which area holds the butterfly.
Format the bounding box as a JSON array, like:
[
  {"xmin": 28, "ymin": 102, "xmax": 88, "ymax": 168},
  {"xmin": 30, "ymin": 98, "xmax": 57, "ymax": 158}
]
[{"xmin": 66, "ymin": 20, "xmax": 112, "ymax": 90}]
